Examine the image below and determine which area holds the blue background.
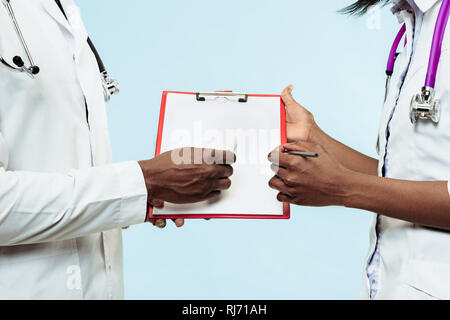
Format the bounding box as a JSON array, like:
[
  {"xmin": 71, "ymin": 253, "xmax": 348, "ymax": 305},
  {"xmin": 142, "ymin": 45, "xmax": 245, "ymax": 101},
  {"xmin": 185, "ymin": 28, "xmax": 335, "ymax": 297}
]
[{"xmin": 78, "ymin": 0, "xmax": 398, "ymax": 299}]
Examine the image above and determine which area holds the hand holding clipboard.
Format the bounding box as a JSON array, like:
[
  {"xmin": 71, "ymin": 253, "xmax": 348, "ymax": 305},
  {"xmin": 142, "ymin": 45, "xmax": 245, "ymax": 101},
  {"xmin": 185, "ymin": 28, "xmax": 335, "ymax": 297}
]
[{"xmin": 139, "ymin": 147, "xmax": 236, "ymax": 206}]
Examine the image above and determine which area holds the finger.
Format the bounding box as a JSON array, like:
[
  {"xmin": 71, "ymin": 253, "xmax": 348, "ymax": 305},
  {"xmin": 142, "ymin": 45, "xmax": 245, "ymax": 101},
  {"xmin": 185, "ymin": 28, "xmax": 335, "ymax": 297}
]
[
  {"xmin": 204, "ymin": 149, "xmax": 237, "ymax": 165},
  {"xmin": 268, "ymin": 146, "xmax": 297, "ymax": 168},
  {"xmin": 149, "ymin": 199, "xmax": 165, "ymax": 209},
  {"xmin": 268, "ymin": 176, "xmax": 290, "ymax": 194},
  {"xmin": 213, "ymin": 178, "xmax": 232, "ymax": 191},
  {"xmin": 267, "ymin": 145, "xmax": 283, "ymax": 164},
  {"xmin": 203, "ymin": 190, "xmax": 221, "ymax": 201},
  {"xmin": 224, "ymin": 150, "xmax": 237, "ymax": 165},
  {"xmin": 283, "ymin": 141, "xmax": 321, "ymax": 154},
  {"xmin": 172, "ymin": 218, "xmax": 185, "ymax": 228},
  {"xmin": 270, "ymin": 164, "xmax": 288, "ymax": 176},
  {"xmin": 277, "ymin": 192, "xmax": 293, "ymax": 203},
  {"xmin": 155, "ymin": 219, "xmax": 166, "ymax": 228},
  {"xmin": 215, "ymin": 165, "xmax": 234, "ymax": 179}
]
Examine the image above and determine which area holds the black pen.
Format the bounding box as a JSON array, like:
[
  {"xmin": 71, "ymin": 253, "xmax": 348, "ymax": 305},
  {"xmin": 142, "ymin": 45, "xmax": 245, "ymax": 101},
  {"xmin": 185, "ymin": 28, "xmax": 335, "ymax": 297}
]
[{"xmin": 283, "ymin": 151, "xmax": 319, "ymax": 158}]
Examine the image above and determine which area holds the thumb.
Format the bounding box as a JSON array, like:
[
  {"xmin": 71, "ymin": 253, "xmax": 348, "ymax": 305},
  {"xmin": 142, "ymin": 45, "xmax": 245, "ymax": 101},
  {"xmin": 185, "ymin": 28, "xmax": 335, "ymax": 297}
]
[
  {"xmin": 281, "ymin": 85, "xmax": 298, "ymax": 107},
  {"xmin": 281, "ymin": 85, "xmax": 307, "ymax": 123}
]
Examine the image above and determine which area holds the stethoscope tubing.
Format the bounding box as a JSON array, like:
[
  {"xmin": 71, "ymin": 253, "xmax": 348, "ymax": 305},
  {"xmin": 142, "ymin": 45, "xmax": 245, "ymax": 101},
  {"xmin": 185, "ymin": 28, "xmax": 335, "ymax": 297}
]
[
  {"xmin": 426, "ymin": 0, "xmax": 450, "ymax": 88},
  {"xmin": 388, "ymin": 0, "xmax": 450, "ymax": 89},
  {"xmin": 386, "ymin": 24, "xmax": 406, "ymax": 75},
  {"xmin": 4, "ymin": 0, "xmax": 35, "ymax": 68}
]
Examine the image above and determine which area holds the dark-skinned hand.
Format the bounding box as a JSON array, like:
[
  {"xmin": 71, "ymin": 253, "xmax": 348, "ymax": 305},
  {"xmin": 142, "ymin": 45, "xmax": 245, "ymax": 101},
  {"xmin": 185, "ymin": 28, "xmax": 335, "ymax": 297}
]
[
  {"xmin": 268, "ymin": 141, "xmax": 352, "ymax": 207},
  {"xmin": 139, "ymin": 147, "xmax": 236, "ymax": 228}
]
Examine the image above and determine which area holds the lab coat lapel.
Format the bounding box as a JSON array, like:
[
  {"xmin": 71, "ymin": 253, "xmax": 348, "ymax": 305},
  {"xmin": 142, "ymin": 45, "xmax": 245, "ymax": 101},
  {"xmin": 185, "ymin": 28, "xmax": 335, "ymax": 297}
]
[
  {"xmin": 40, "ymin": 0, "xmax": 88, "ymax": 61},
  {"xmin": 39, "ymin": 0, "xmax": 72, "ymax": 36},
  {"xmin": 61, "ymin": 2, "xmax": 89, "ymax": 61}
]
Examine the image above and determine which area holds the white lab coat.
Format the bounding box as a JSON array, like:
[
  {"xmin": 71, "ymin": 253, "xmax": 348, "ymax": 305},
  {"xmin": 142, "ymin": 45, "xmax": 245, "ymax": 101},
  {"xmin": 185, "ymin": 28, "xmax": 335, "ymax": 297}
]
[
  {"xmin": 0, "ymin": 0, "xmax": 147, "ymax": 299},
  {"xmin": 361, "ymin": 0, "xmax": 450, "ymax": 300}
]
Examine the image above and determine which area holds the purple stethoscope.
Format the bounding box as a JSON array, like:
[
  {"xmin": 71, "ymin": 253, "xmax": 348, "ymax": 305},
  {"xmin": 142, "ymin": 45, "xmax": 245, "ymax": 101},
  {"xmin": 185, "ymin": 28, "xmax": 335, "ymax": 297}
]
[{"xmin": 386, "ymin": 0, "xmax": 450, "ymax": 124}]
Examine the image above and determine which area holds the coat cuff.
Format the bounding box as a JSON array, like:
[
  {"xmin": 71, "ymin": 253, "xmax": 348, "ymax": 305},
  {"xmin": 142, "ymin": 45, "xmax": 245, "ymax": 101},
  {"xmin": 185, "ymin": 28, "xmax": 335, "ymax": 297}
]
[{"xmin": 113, "ymin": 161, "xmax": 148, "ymax": 227}]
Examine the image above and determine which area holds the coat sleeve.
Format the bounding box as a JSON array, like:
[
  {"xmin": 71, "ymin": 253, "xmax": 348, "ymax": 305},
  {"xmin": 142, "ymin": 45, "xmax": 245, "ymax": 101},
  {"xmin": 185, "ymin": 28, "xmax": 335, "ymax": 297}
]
[{"xmin": 0, "ymin": 133, "xmax": 148, "ymax": 246}]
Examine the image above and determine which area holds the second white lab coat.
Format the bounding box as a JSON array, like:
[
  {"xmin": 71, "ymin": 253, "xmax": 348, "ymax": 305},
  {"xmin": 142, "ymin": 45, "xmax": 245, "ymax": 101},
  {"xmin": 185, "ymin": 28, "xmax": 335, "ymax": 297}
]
[
  {"xmin": 361, "ymin": 0, "xmax": 450, "ymax": 300},
  {"xmin": 0, "ymin": 0, "xmax": 147, "ymax": 299}
]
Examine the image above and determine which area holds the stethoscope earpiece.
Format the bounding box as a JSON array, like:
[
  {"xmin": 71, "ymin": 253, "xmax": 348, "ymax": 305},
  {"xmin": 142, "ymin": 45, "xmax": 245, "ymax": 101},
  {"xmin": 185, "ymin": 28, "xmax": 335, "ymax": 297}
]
[
  {"xmin": 12, "ymin": 56, "xmax": 24, "ymax": 68},
  {"xmin": 30, "ymin": 65, "xmax": 40, "ymax": 75},
  {"xmin": 12, "ymin": 56, "xmax": 39, "ymax": 76}
]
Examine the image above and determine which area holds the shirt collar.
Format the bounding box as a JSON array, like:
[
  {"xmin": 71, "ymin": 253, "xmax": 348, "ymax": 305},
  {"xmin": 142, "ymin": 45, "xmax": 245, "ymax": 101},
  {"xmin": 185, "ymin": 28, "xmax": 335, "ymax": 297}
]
[
  {"xmin": 392, "ymin": 0, "xmax": 440, "ymax": 13},
  {"xmin": 412, "ymin": 0, "xmax": 440, "ymax": 12}
]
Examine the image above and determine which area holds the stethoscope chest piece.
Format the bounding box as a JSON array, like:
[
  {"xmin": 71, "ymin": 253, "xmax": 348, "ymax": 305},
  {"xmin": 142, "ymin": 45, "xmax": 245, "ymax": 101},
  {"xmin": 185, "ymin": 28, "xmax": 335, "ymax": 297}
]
[
  {"xmin": 101, "ymin": 71, "xmax": 120, "ymax": 102},
  {"xmin": 410, "ymin": 87, "xmax": 441, "ymax": 124}
]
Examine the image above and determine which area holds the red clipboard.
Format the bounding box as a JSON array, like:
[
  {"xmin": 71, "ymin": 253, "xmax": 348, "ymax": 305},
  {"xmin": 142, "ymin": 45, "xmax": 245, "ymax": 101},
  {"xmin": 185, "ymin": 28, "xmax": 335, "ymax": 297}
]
[{"xmin": 147, "ymin": 91, "xmax": 290, "ymax": 220}]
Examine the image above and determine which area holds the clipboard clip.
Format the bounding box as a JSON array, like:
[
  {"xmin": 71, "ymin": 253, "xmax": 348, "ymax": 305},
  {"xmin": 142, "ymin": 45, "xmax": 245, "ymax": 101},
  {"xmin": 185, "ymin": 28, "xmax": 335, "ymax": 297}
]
[{"xmin": 196, "ymin": 92, "xmax": 249, "ymax": 103}]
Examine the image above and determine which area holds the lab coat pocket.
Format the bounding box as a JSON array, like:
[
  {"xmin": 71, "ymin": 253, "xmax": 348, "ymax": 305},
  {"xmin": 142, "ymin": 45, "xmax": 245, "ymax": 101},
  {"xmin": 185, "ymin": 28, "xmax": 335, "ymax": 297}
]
[
  {"xmin": 404, "ymin": 260, "xmax": 450, "ymax": 300},
  {"xmin": 0, "ymin": 240, "xmax": 83, "ymax": 299}
]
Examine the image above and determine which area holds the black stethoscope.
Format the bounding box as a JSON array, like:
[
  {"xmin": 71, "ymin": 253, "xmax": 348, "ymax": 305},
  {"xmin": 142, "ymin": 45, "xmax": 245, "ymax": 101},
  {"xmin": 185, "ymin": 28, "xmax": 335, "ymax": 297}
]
[{"xmin": 0, "ymin": 0, "xmax": 119, "ymax": 102}]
